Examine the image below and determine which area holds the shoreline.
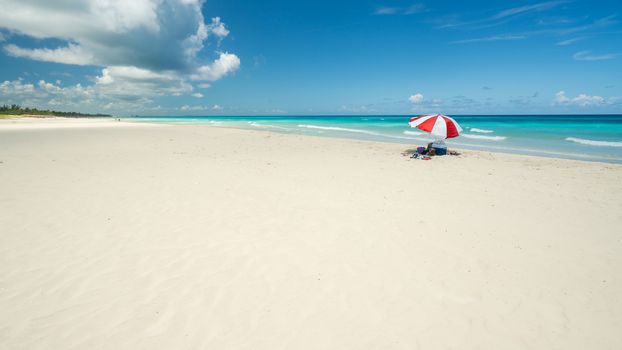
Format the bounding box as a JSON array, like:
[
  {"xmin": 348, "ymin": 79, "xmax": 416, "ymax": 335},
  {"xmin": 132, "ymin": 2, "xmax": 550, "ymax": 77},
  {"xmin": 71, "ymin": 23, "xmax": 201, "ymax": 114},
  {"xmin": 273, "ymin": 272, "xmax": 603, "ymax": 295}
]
[
  {"xmin": 129, "ymin": 118, "xmax": 622, "ymax": 165},
  {"xmin": 3, "ymin": 116, "xmax": 622, "ymax": 165},
  {"xmin": 121, "ymin": 116, "xmax": 622, "ymax": 165},
  {"xmin": 0, "ymin": 116, "xmax": 149, "ymax": 130}
]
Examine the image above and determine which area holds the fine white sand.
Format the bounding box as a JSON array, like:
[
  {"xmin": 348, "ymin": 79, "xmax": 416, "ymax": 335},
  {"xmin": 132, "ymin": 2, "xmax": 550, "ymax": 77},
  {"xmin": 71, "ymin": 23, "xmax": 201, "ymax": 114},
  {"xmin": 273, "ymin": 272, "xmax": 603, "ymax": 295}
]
[{"xmin": 1, "ymin": 118, "xmax": 621, "ymax": 349}]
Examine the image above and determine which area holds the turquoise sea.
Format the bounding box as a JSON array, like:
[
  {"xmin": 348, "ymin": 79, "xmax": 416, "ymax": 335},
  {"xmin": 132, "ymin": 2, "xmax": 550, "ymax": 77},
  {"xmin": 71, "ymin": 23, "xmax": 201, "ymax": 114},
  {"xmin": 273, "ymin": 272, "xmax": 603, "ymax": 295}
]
[{"xmin": 127, "ymin": 115, "xmax": 622, "ymax": 163}]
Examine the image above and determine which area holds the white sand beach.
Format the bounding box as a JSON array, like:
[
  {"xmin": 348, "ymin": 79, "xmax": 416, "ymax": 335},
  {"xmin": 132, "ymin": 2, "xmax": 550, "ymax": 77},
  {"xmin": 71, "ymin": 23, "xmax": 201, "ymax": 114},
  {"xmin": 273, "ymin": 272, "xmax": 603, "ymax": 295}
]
[{"xmin": 1, "ymin": 118, "xmax": 621, "ymax": 349}]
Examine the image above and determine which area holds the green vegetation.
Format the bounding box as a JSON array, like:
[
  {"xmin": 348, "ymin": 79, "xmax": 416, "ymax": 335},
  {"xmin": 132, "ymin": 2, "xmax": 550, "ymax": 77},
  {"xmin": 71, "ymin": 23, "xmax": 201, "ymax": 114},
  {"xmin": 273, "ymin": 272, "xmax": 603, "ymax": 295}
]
[{"xmin": 0, "ymin": 104, "xmax": 111, "ymax": 118}]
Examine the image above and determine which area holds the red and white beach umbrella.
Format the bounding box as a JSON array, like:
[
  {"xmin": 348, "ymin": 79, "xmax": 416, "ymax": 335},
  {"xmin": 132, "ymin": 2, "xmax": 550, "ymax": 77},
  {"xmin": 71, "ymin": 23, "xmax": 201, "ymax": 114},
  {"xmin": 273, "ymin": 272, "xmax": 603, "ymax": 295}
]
[{"xmin": 409, "ymin": 114, "xmax": 462, "ymax": 139}]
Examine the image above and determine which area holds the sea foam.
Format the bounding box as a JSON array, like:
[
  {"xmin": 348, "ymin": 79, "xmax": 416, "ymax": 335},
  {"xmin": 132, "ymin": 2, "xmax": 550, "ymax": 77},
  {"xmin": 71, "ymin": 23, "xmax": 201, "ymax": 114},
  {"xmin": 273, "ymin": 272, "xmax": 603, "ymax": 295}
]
[
  {"xmin": 297, "ymin": 124, "xmax": 421, "ymax": 140},
  {"xmin": 249, "ymin": 122, "xmax": 289, "ymax": 130},
  {"xmin": 298, "ymin": 124, "xmax": 380, "ymax": 135},
  {"xmin": 403, "ymin": 130, "xmax": 424, "ymax": 136},
  {"xmin": 461, "ymin": 133, "xmax": 507, "ymax": 141},
  {"xmin": 469, "ymin": 128, "xmax": 494, "ymax": 134},
  {"xmin": 565, "ymin": 137, "xmax": 622, "ymax": 147}
]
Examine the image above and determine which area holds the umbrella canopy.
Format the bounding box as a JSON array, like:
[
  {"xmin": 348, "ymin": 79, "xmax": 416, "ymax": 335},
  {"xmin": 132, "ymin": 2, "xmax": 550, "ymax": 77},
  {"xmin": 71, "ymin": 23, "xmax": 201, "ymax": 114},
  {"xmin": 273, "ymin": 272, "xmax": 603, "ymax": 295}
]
[{"xmin": 409, "ymin": 114, "xmax": 462, "ymax": 139}]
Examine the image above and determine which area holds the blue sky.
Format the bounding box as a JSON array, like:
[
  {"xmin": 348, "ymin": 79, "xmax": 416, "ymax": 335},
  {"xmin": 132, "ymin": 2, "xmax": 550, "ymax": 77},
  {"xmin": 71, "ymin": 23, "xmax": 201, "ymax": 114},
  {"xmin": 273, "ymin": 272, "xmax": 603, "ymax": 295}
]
[{"xmin": 0, "ymin": 0, "xmax": 621, "ymax": 115}]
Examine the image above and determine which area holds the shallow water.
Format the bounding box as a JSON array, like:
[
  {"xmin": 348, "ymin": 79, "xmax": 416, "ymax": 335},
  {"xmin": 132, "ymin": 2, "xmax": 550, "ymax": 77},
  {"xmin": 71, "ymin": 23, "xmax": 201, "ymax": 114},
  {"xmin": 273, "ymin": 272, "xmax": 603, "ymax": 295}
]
[{"xmin": 126, "ymin": 115, "xmax": 622, "ymax": 163}]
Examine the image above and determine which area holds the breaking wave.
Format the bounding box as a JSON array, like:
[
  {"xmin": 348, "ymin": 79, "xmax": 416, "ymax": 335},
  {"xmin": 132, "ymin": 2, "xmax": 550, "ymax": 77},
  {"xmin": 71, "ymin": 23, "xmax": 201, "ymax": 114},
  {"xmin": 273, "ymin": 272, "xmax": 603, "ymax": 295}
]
[
  {"xmin": 469, "ymin": 128, "xmax": 494, "ymax": 134},
  {"xmin": 461, "ymin": 133, "xmax": 507, "ymax": 141},
  {"xmin": 297, "ymin": 124, "xmax": 420, "ymax": 140},
  {"xmin": 565, "ymin": 137, "xmax": 622, "ymax": 147},
  {"xmin": 297, "ymin": 124, "xmax": 380, "ymax": 135},
  {"xmin": 249, "ymin": 122, "xmax": 289, "ymax": 130},
  {"xmin": 403, "ymin": 130, "xmax": 424, "ymax": 136}
]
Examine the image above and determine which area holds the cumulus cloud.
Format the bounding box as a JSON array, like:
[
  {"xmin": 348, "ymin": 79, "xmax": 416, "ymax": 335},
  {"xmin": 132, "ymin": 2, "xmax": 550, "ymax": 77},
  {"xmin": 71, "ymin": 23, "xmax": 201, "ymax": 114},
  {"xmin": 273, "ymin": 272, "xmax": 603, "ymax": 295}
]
[
  {"xmin": 93, "ymin": 66, "xmax": 192, "ymax": 100},
  {"xmin": 0, "ymin": 76, "xmax": 196, "ymax": 113},
  {"xmin": 407, "ymin": 93, "xmax": 444, "ymax": 112},
  {"xmin": 409, "ymin": 93, "xmax": 424, "ymax": 104},
  {"xmin": 207, "ymin": 17, "xmax": 230, "ymax": 38},
  {"xmin": 0, "ymin": 0, "xmax": 240, "ymax": 106},
  {"xmin": 179, "ymin": 104, "xmax": 222, "ymax": 112},
  {"xmin": 4, "ymin": 43, "xmax": 95, "ymax": 65},
  {"xmin": 554, "ymin": 91, "xmax": 569, "ymax": 103},
  {"xmin": 192, "ymin": 52, "xmax": 241, "ymax": 81},
  {"xmin": 554, "ymin": 91, "xmax": 605, "ymax": 106},
  {"xmin": 1, "ymin": 79, "xmax": 35, "ymax": 95},
  {"xmin": 338, "ymin": 104, "xmax": 372, "ymax": 113},
  {"xmin": 2, "ymin": 79, "xmax": 99, "ymax": 111}
]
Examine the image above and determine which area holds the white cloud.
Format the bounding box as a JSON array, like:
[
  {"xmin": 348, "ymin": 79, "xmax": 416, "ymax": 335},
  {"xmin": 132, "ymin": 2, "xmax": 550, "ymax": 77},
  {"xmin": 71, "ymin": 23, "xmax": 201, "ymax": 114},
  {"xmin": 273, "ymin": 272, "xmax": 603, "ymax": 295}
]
[
  {"xmin": 404, "ymin": 4, "xmax": 426, "ymax": 14},
  {"xmin": 4, "ymin": 43, "xmax": 95, "ymax": 65},
  {"xmin": 375, "ymin": 7, "xmax": 399, "ymax": 15},
  {"xmin": 573, "ymin": 50, "xmax": 617, "ymax": 61},
  {"xmin": 93, "ymin": 66, "xmax": 192, "ymax": 100},
  {"xmin": 374, "ymin": 3, "xmax": 425, "ymax": 15},
  {"xmin": 207, "ymin": 17, "xmax": 230, "ymax": 38},
  {"xmin": 0, "ymin": 76, "xmax": 196, "ymax": 113},
  {"xmin": 0, "ymin": 1, "xmax": 156, "ymax": 40},
  {"xmin": 408, "ymin": 93, "xmax": 445, "ymax": 112},
  {"xmin": 198, "ymin": 83, "xmax": 211, "ymax": 89},
  {"xmin": 607, "ymin": 97, "xmax": 622, "ymax": 105},
  {"xmin": 452, "ymin": 35, "xmax": 527, "ymax": 44},
  {"xmin": 0, "ymin": 0, "xmax": 240, "ymax": 104},
  {"xmin": 554, "ymin": 91, "xmax": 605, "ymax": 106},
  {"xmin": 560, "ymin": 15, "xmax": 618, "ymax": 35},
  {"xmin": 573, "ymin": 94, "xmax": 605, "ymax": 106},
  {"xmin": 179, "ymin": 104, "xmax": 220, "ymax": 111},
  {"xmin": 556, "ymin": 37, "xmax": 582, "ymax": 46},
  {"xmin": 554, "ymin": 91, "xmax": 570, "ymax": 104},
  {"xmin": 409, "ymin": 93, "xmax": 424, "ymax": 104},
  {"xmin": 338, "ymin": 104, "xmax": 371, "ymax": 113},
  {"xmin": 192, "ymin": 52, "xmax": 241, "ymax": 81},
  {"xmin": 1, "ymin": 79, "xmax": 97, "ymax": 111},
  {"xmin": 191, "ymin": 92, "xmax": 203, "ymax": 98},
  {"xmin": 491, "ymin": 1, "xmax": 565, "ymax": 20},
  {"xmin": 104, "ymin": 66, "xmax": 176, "ymax": 81},
  {"xmin": 1, "ymin": 80, "xmax": 35, "ymax": 95},
  {"xmin": 91, "ymin": 0, "xmax": 160, "ymax": 33},
  {"xmin": 432, "ymin": 1, "xmax": 565, "ymax": 29}
]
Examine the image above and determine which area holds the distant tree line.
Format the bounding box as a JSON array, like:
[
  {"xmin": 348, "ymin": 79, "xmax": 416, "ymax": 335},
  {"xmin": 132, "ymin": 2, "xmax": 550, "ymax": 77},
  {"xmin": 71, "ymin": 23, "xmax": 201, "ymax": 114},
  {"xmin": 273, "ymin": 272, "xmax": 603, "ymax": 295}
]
[{"xmin": 0, "ymin": 104, "xmax": 111, "ymax": 117}]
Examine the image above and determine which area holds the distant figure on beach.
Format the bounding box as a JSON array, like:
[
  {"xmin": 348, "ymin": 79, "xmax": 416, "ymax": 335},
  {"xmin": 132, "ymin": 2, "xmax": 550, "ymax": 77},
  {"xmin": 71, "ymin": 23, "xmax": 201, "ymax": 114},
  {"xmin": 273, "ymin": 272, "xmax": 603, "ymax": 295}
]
[
  {"xmin": 412, "ymin": 140, "xmax": 454, "ymax": 158},
  {"xmin": 424, "ymin": 141, "xmax": 447, "ymax": 156},
  {"xmin": 431, "ymin": 140, "xmax": 447, "ymax": 155},
  {"xmin": 426, "ymin": 142, "xmax": 436, "ymax": 156}
]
